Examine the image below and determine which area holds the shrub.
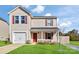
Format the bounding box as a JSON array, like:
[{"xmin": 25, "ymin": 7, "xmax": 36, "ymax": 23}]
[
  {"xmin": 26, "ymin": 40, "xmax": 31, "ymax": 44},
  {"xmin": 37, "ymin": 39, "xmax": 56, "ymax": 45},
  {"xmin": 4, "ymin": 41, "xmax": 11, "ymax": 44},
  {"xmin": 37, "ymin": 40, "xmax": 45, "ymax": 44}
]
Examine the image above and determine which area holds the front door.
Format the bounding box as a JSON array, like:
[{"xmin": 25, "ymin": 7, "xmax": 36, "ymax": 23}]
[{"xmin": 33, "ymin": 33, "xmax": 37, "ymax": 42}]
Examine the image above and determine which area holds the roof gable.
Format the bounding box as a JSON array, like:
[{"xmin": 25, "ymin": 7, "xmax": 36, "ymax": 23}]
[
  {"xmin": 0, "ymin": 17, "xmax": 8, "ymax": 25},
  {"xmin": 8, "ymin": 6, "xmax": 31, "ymax": 15}
]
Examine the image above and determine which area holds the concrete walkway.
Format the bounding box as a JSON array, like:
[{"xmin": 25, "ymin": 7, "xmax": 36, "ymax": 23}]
[
  {"xmin": 0, "ymin": 44, "xmax": 24, "ymax": 54},
  {"xmin": 64, "ymin": 44, "xmax": 79, "ymax": 51}
]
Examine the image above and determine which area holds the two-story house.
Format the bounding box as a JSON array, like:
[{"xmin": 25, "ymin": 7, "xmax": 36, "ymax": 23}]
[{"xmin": 8, "ymin": 6, "xmax": 58, "ymax": 44}]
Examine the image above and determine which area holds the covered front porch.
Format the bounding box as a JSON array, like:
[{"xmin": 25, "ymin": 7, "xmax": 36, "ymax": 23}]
[{"xmin": 31, "ymin": 27, "xmax": 59, "ymax": 43}]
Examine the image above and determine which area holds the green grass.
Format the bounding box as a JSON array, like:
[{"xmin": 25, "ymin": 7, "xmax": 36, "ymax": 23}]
[
  {"xmin": 70, "ymin": 41, "xmax": 79, "ymax": 46},
  {"xmin": 8, "ymin": 44, "xmax": 79, "ymax": 54},
  {"xmin": 0, "ymin": 41, "xmax": 10, "ymax": 47}
]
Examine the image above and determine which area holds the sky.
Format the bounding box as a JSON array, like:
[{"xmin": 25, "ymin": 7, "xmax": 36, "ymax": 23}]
[{"xmin": 0, "ymin": 5, "xmax": 79, "ymax": 33}]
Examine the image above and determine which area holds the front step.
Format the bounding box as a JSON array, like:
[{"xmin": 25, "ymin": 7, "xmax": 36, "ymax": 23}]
[{"xmin": 32, "ymin": 42, "xmax": 37, "ymax": 45}]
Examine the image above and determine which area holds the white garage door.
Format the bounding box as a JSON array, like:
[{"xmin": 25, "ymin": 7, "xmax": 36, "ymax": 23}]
[{"xmin": 13, "ymin": 32, "xmax": 26, "ymax": 44}]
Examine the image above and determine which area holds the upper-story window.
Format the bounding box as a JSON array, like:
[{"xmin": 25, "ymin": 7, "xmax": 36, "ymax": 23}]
[
  {"xmin": 14, "ymin": 16, "xmax": 19, "ymax": 24},
  {"xmin": 47, "ymin": 19, "xmax": 53, "ymax": 26},
  {"xmin": 13, "ymin": 16, "xmax": 27, "ymax": 24},
  {"xmin": 21, "ymin": 16, "xmax": 27, "ymax": 24}
]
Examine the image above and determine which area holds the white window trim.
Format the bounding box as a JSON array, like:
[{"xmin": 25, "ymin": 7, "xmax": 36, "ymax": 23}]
[
  {"xmin": 20, "ymin": 16, "xmax": 26, "ymax": 24},
  {"xmin": 14, "ymin": 15, "xmax": 20, "ymax": 24},
  {"xmin": 47, "ymin": 19, "xmax": 51, "ymax": 26},
  {"xmin": 21, "ymin": 16, "xmax": 25, "ymax": 24},
  {"xmin": 14, "ymin": 16, "xmax": 22, "ymax": 24},
  {"xmin": 14, "ymin": 16, "xmax": 26, "ymax": 24},
  {"xmin": 19, "ymin": 16, "xmax": 21, "ymax": 24}
]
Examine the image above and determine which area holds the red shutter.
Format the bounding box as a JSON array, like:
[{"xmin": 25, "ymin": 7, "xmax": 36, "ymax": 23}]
[
  {"xmin": 26, "ymin": 16, "xmax": 27, "ymax": 24},
  {"xmin": 12, "ymin": 16, "xmax": 14, "ymax": 24}
]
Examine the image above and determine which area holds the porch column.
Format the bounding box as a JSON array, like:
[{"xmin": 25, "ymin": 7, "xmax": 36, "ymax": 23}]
[
  {"xmin": 53, "ymin": 32, "xmax": 57, "ymax": 43},
  {"xmin": 41, "ymin": 32, "xmax": 43, "ymax": 39},
  {"xmin": 57, "ymin": 30, "xmax": 59, "ymax": 43}
]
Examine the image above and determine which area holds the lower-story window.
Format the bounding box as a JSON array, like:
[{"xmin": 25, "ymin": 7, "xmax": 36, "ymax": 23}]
[{"xmin": 45, "ymin": 33, "xmax": 53, "ymax": 39}]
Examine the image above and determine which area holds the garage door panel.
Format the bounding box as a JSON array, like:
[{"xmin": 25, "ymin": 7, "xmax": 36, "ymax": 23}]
[{"xmin": 13, "ymin": 32, "xmax": 26, "ymax": 44}]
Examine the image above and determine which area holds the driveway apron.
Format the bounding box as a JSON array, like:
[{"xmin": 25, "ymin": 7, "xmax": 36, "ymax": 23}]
[{"xmin": 0, "ymin": 44, "xmax": 24, "ymax": 54}]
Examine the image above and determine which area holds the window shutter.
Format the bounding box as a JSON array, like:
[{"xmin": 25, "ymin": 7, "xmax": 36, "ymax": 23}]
[
  {"xmin": 51, "ymin": 20, "xmax": 53, "ymax": 26},
  {"xmin": 12, "ymin": 16, "xmax": 14, "ymax": 24},
  {"xmin": 45, "ymin": 19, "xmax": 47, "ymax": 26},
  {"xmin": 45, "ymin": 33, "xmax": 47, "ymax": 39},
  {"xmin": 25, "ymin": 16, "xmax": 27, "ymax": 24}
]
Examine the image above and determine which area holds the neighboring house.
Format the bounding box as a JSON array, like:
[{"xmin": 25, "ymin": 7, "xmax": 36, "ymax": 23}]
[
  {"xmin": 8, "ymin": 6, "xmax": 58, "ymax": 44},
  {"xmin": 0, "ymin": 18, "xmax": 9, "ymax": 41}
]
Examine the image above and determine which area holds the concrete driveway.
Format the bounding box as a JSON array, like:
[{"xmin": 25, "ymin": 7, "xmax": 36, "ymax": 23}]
[
  {"xmin": 0, "ymin": 44, "xmax": 24, "ymax": 54},
  {"xmin": 64, "ymin": 44, "xmax": 79, "ymax": 51}
]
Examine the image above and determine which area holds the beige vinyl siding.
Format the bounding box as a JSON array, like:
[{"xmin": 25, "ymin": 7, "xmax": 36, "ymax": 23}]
[
  {"xmin": 31, "ymin": 18, "xmax": 57, "ymax": 27},
  {"xmin": 0, "ymin": 20, "xmax": 9, "ymax": 40},
  {"xmin": 31, "ymin": 19, "xmax": 45, "ymax": 27}
]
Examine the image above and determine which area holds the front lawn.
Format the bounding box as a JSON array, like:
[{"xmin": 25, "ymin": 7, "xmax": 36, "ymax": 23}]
[
  {"xmin": 70, "ymin": 41, "xmax": 79, "ymax": 46},
  {"xmin": 8, "ymin": 44, "xmax": 79, "ymax": 54},
  {"xmin": 0, "ymin": 40, "xmax": 10, "ymax": 47}
]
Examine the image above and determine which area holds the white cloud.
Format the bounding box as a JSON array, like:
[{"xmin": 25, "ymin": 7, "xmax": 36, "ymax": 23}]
[
  {"xmin": 22, "ymin": 5, "xmax": 30, "ymax": 8},
  {"xmin": 59, "ymin": 21, "xmax": 72, "ymax": 28},
  {"xmin": 45, "ymin": 13, "xmax": 52, "ymax": 16},
  {"xmin": 59, "ymin": 20, "xmax": 72, "ymax": 32},
  {"xmin": 32, "ymin": 5, "xmax": 45, "ymax": 13}
]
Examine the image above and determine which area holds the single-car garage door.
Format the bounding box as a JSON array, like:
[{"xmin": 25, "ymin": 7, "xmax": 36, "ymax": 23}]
[{"xmin": 13, "ymin": 32, "xmax": 26, "ymax": 44}]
